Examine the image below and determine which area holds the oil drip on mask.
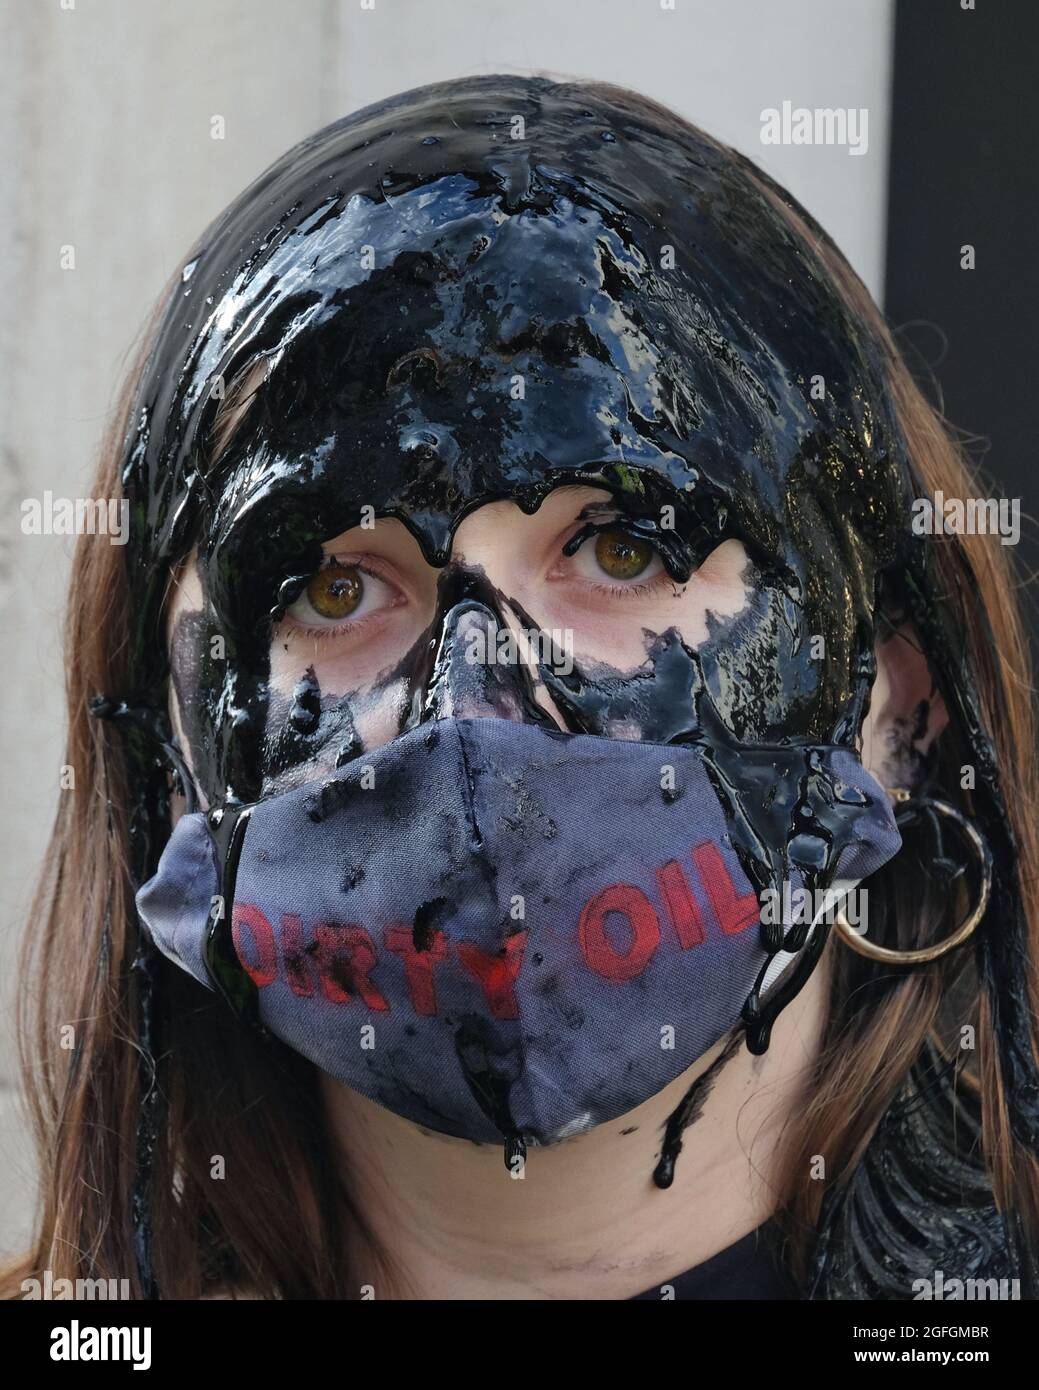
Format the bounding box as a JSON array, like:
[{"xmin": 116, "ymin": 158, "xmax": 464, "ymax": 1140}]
[{"xmin": 137, "ymin": 715, "xmax": 901, "ymax": 1148}]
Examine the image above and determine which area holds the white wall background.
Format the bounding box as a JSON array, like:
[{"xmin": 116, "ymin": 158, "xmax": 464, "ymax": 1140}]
[{"xmin": 0, "ymin": 0, "xmax": 893, "ymax": 1255}]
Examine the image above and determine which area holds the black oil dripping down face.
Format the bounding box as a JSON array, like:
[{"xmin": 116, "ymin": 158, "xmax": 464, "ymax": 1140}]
[{"xmin": 122, "ymin": 73, "xmax": 919, "ymax": 811}]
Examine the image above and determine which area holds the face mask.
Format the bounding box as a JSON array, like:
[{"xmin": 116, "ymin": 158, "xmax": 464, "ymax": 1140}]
[{"xmin": 137, "ymin": 704, "xmax": 901, "ymax": 1152}]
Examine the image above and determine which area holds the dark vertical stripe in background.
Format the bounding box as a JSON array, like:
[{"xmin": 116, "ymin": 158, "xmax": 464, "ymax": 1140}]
[{"xmin": 885, "ymin": 0, "xmax": 1039, "ymax": 652}]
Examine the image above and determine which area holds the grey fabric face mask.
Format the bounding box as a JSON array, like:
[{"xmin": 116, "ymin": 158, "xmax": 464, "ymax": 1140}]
[{"xmin": 136, "ymin": 714, "xmax": 901, "ymax": 1150}]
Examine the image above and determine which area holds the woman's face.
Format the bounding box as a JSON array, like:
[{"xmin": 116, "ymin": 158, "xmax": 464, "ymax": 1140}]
[{"xmin": 167, "ymin": 486, "xmax": 752, "ymax": 803}]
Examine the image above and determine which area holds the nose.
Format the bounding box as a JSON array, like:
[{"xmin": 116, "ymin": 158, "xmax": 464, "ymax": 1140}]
[{"xmin": 416, "ymin": 565, "xmax": 565, "ymax": 730}]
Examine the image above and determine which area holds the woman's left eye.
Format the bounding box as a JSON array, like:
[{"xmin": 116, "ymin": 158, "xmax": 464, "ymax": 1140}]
[
  {"xmin": 569, "ymin": 526, "xmax": 665, "ymax": 588},
  {"xmin": 285, "ymin": 560, "xmax": 399, "ymax": 630}
]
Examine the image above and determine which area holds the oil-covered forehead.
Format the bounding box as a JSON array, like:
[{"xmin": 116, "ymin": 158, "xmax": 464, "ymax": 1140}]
[{"xmin": 124, "ymin": 74, "xmax": 910, "ymax": 606}]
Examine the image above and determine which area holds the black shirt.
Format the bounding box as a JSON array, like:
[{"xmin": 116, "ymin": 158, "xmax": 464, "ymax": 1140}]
[{"xmin": 629, "ymin": 1221, "xmax": 800, "ymax": 1300}]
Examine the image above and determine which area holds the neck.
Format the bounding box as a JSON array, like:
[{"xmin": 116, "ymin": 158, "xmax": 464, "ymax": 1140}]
[{"xmin": 322, "ymin": 949, "xmax": 830, "ymax": 1300}]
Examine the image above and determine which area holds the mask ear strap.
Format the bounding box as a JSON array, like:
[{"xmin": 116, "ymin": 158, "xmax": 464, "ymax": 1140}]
[{"xmin": 89, "ymin": 694, "xmax": 201, "ymax": 815}]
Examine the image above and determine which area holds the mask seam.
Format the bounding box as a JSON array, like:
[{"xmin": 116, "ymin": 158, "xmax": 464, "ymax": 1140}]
[{"xmin": 452, "ymin": 719, "xmax": 484, "ymax": 848}]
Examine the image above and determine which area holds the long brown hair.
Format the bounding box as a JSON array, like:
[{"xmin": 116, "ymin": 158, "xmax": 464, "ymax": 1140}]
[{"xmin": 4, "ymin": 82, "xmax": 1037, "ymax": 1299}]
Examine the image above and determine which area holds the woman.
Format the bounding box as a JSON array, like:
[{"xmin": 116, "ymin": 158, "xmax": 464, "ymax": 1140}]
[{"xmin": 5, "ymin": 74, "xmax": 1038, "ymax": 1301}]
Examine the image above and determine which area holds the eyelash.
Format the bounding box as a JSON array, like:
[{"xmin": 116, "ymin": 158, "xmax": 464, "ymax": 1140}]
[
  {"xmin": 562, "ymin": 516, "xmax": 692, "ymax": 582},
  {"xmin": 584, "ymin": 576, "xmax": 672, "ymax": 600},
  {"xmin": 289, "ymin": 617, "xmax": 372, "ymax": 643},
  {"xmin": 561, "ymin": 516, "xmax": 681, "ymax": 598}
]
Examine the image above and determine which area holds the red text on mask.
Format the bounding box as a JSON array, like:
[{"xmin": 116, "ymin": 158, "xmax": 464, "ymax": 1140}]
[{"xmin": 231, "ymin": 839, "xmax": 759, "ymax": 1019}]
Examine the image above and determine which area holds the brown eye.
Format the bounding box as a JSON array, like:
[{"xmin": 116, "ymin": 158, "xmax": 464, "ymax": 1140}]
[
  {"xmin": 594, "ymin": 528, "xmax": 654, "ymax": 580},
  {"xmin": 307, "ymin": 561, "xmax": 363, "ymax": 619}
]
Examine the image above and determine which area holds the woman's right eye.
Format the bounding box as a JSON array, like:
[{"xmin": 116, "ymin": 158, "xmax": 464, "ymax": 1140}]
[{"xmin": 284, "ymin": 559, "xmax": 402, "ymax": 633}]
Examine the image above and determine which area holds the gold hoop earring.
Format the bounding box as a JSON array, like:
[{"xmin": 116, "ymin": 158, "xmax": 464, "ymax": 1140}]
[{"xmin": 834, "ymin": 792, "xmax": 992, "ymax": 965}]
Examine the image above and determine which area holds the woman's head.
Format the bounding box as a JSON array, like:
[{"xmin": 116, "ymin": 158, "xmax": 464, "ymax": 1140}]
[{"xmin": 8, "ymin": 75, "xmax": 1038, "ymax": 1300}]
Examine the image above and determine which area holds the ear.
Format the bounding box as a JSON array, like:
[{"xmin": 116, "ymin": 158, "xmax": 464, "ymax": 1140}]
[{"xmin": 861, "ymin": 623, "xmax": 949, "ymax": 792}]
